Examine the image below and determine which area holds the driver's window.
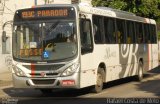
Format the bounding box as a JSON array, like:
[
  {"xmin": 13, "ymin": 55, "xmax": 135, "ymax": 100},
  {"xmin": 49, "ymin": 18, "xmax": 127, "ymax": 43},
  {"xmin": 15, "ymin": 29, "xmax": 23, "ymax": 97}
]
[{"xmin": 80, "ymin": 19, "xmax": 93, "ymax": 53}]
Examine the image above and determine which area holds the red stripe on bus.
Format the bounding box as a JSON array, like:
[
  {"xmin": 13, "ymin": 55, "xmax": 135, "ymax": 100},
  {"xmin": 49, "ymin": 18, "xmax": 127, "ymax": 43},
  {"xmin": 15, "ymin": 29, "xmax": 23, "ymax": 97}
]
[{"xmin": 31, "ymin": 63, "xmax": 35, "ymax": 77}]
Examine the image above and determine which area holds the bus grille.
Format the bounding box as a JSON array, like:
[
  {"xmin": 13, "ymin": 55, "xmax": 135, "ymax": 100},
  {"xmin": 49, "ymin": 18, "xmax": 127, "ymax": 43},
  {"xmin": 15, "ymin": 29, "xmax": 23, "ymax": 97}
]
[
  {"xmin": 23, "ymin": 64, "xmax": 65, "ymax": 71},
  {"xmin": 32, "ymin": 79, "xmax": 55, "ymax": 85},
  {"xmin": 30, "ymin": 73, "xmax": 59, "ymax": 77}
]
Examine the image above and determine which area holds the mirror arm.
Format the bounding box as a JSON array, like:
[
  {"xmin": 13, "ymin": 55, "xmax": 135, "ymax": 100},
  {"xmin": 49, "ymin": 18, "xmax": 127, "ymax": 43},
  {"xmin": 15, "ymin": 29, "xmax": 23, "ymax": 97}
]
[
  {"xmin": 2, "ymin": 21, "xmax": 13, "ymax": 42},
  {"xmin": 2, "ymin": 20, "xmax": 13, "ymax": 30}
]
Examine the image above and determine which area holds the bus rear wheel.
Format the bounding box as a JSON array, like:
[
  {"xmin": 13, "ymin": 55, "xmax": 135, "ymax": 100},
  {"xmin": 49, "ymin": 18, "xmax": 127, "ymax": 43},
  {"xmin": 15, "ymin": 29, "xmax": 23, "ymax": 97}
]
[
  {"xmin": 136, "ymin": 62, "xmax": 143, "ymax": 81},
  {"xmin": 92, "ymin": 68, "xmax": 105, "ymax": 93}
]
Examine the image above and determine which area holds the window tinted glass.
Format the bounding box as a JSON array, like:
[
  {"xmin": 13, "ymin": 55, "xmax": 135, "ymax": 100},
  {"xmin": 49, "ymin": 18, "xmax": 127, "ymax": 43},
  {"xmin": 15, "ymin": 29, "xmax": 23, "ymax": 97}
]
[
  {"xmin": 150, "ymin": 25, "xmax": 157, "ymax": 43},
  {"xmin": 80, "ymin": 19, "xmax": 93, "ymax": 53},
  {"xmin": 104, "ymin": 17, "xmax": 116, "ymax": 44},
  {"xmin": 93, "ymin": 15, "xmax": 104, "ymax": 44},
  {"xmin": 135, "ymin": 22, "xmax": 143, "ymax": 43},
  {"xmin": 116, "ymin": 19, "xmax": 126, "ymax": 44},
  {"xmin": 126, "ymin": 21, "xmax": 135, "ymax": 44},
  {"xmin": 144, "ymin": 24, "xmax": 150, "ymax": 43}
]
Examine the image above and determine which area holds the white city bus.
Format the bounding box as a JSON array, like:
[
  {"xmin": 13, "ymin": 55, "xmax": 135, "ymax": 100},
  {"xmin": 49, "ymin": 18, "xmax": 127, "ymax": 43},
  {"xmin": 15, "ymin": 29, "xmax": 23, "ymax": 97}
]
[{"xmin": 6, "ymin": 3, "xmax": 158, "ymax": 93}]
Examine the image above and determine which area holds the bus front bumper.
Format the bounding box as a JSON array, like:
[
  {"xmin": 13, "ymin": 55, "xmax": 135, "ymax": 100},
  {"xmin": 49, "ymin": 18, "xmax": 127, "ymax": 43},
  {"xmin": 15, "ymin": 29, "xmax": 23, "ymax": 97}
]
[{"xmin": 12, "ymin": 73, "xmax": 80, "ymax": 89}]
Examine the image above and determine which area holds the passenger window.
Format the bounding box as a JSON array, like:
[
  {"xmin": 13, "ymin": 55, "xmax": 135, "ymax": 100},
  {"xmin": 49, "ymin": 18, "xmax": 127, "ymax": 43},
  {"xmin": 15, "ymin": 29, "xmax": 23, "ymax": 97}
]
[
  {"xmin": 115, "ymin": 19, "xmax": 126, "ymax": 44},
  {"xmin": 144, "ymin": 24, "xmax": 150, "ymax": 43},
  {"xmin": 126, "ymin": 21, "xmax": 135, "ymax": 44},
  {"xmin": 93, "ymin": 15, "xmax": 104, "ymax": 44},
  {"xmin": 135, "ymin": 22, "xmax": 143, "ymax": 44},
  {"xmin": 150, "ymin": 25, "xmax": 157, "ymax": 43},
  {"xmin": 104, "ymin": 18, "xmax": 116, "ymax": 44},
  {"xmin": 80, "ymin": 19, "xmax": 93, "ymax": 54}
]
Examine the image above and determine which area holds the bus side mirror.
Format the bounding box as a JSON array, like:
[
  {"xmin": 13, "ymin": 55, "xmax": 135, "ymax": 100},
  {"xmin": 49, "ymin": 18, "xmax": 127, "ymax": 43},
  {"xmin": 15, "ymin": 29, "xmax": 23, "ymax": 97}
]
[
  {"xmin": 83, "ymin": 21, "xmax": 90, "ymax": 33},
  {"xmin": 2, "ymin": 31, "xmax": 7, "ymax": 42}
]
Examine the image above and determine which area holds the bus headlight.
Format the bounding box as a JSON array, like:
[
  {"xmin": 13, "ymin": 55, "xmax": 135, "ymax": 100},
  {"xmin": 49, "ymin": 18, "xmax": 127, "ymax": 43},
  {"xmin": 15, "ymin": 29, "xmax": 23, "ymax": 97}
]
[
  {"xmin": 61, "ymin": 62, "xmax": 80, "ymax": 77},
  {"xmin": 12, "ymin": 66, "xmax": 26, "ymax": 77}
]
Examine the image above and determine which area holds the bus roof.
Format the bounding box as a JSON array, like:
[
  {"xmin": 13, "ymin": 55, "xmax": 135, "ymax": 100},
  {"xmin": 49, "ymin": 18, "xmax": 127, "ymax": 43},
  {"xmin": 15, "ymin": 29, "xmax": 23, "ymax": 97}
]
[
  {"xmin": 78, "ymin": 4, "xmax": 156, "ymax": 24},
  {"xmin": 18, "ymin": 4, "xmax": 156, "ymax": 24}
]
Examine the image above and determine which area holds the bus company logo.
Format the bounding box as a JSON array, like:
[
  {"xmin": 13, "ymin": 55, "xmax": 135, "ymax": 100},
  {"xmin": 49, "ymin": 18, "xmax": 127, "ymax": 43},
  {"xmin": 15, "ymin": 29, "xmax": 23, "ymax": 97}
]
[{"xmin": 40, "ymin": 72, "xmax": 46, "ymax": 77}]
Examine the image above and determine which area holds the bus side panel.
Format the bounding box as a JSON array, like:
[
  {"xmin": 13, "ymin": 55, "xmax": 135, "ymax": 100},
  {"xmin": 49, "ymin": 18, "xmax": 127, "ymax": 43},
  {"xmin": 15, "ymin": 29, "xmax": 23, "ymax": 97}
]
[
  {"xmin": 93, "ymin": 44, "xmax": 142, "ymax": 82},
  {"xmin": 104, "ymin": 45, "xmax": 122, "ymax": 82},
  {"xmin": 79, "ymin": 43, "xmax": 158, "ymax": 88},
  {"xmin": 144, "ymin": 44, "xmax": 158, "ymax": 72},
  {"xmin": 118, "ymin": 44, "xmax": 140, "ymax": 78},
  {"xmin": 80, "ymin": 53, "xmax": 96, "ymax": 88},
  {"xmin": 117, "ymin": 44, "xmax": 150, "ymax": 78},
  {"xmin": 93, "ymin": 45, "xmax": 122, "ymax": 82},
  {"xmin": 151, "ymin": 44, "xmax": 159, "ymax": 70}
]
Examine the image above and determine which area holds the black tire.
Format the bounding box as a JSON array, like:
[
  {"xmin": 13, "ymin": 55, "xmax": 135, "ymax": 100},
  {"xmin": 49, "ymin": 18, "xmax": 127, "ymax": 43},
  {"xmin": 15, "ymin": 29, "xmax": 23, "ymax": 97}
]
[
  {"xmin": 39, "ymin": 89, "xmax": 53, "ymax": 94},
  {"xmin": 92, "ymin": 68, "xmax": 105, "ymax": 93},
  {"xmin": 136, "ymin": 62, "xmax": 143, "ymax": 81}
]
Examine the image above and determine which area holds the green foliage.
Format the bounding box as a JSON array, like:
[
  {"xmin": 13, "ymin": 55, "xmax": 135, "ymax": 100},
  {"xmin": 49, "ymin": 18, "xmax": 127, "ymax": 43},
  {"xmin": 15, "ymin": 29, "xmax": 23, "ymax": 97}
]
[
  {"xmin": 92, "ymin": 0, "xmax": 160, "ymax": 39},
  {"xmin": 138, "ymin": 0, "xmax": 160, "ymax": 19},
  {"xmin": 157, "ymin": 31, "xmax": 160, "ymax": 40},
  {"xmin": 156, "ymin": 23, "xmax": 160, "ymax": 39},
  {"xmin": 92, "ymin": 0, "xmax": 160, "ymax": 20},
  {"xmin": 92, "ymin": 0, "xmax": 108, "ymax": 7},
  {"xmin": 107, "ymin": 0, "xmax": 127, "ymax": 10}
]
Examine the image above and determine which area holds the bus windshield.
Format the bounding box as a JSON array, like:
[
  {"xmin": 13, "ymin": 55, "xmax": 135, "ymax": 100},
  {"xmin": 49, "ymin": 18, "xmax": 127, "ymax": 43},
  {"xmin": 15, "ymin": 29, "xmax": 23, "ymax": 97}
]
[
  {"xmin": 13, "ymin": 20, "xmax": 77, "ymax": 62},
  {"xmin": 12, "ymin": 7, "xmax": 77, "ymax": 62}
]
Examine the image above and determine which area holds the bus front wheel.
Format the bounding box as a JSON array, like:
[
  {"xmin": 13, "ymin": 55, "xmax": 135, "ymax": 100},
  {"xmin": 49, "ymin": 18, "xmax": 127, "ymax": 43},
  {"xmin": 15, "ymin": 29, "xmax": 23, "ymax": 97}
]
[{"xmin": 92, "ymin": 68, "xmax": 105, "ymax": 93}]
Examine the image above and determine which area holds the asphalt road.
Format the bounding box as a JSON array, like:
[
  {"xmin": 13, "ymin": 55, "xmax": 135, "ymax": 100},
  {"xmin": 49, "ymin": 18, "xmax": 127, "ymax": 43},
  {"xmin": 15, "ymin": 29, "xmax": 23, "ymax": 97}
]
[{"xmin": 0, "ymin": 66, "xmax": 160, "ymax": 104}]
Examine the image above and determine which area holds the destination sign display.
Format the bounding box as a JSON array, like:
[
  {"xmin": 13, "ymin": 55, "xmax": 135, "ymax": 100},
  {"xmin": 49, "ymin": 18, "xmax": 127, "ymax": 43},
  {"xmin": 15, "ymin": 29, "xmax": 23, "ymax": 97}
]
[
  {"xmin": 14, "ymin": 7, "xmax": 75, "ymax": 21},
  {"xmin": 21, "ymin": 9, "xmax": 68, "ymax": 18}
]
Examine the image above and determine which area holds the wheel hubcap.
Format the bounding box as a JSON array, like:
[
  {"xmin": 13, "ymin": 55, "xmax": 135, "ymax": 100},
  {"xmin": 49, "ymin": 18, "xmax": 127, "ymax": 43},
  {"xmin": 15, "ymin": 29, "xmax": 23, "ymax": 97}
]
[
  {"xmin": 139, "ymin": 67, "xmax": 143, "ymax": 78},
  {"xmin": 97, "ymin": 73, "xmax": 103, "ymax": 87}
]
